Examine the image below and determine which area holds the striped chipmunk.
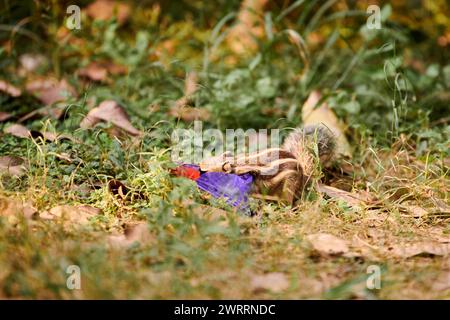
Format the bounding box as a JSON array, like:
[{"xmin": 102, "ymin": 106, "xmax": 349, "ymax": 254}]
[{"xmin": 199, "ymin": 124, "xmax": 336, "ymax": 205}]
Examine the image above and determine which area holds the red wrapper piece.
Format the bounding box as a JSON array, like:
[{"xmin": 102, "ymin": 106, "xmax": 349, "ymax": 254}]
[{"xmin": 170, "ymin": 165, "xmax": 201, "ymax": 181}]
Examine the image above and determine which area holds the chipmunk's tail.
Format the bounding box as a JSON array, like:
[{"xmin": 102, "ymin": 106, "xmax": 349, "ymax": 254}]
[{"xmin": 281, "ymin": 124, "xmax": 336, "ymax": 177}]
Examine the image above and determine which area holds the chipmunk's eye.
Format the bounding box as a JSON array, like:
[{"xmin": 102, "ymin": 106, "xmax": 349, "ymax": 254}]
[{"xmin": 222, "ymin": 162, "xmax": 232, "ymax": 173}]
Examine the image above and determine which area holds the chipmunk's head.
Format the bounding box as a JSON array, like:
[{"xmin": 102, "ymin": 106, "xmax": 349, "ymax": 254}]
[{"xmin": 282, "ymin": 125, "xmax": 336, "ymax": 167}]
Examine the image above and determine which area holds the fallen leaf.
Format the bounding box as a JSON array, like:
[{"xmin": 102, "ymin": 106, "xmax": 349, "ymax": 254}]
[
  {"xmin": 4, "ymin": 124, "xmax": 30, "ymax": 138},
  {"xmin": 147, "ymin": 104, "xmax": 160, "ymax": 113},
  {"xmin": 40, "ymin": 205, "xmax": 101, "ymax": 226},
  {"xmin": 168, "ymin": 106, "xmax": 210, "ymax": 122},
  {"xmin": 108, "ymin": 222, "xmax": 154, "ymax": 248},
  {"xmin": 225, "ymin": 0, "xmax": 268, "ymax": 55},
  {"xmin": 78, "ymin": 62, "xmax": 108, "ymax": 82},
  {"xmin": 432, "ymin": 271, "xmax": 450, "ymax": 291},
  {"xmin": 0, "ymin": 80, "xmax": 21, "ymax": 97},
  {"xmin": 80, "ymin": 100, "xmax": 142, "ymax": 136},
  {"xmin": 26, "ymin": 78, "xmax": 76, "ymax": 105},
  {"xmin": 306, "ymin": 233, "xmax": 349, "ymax": 256},
  {"xmin": 0, "ymin": 197, "xmax": 22, "ymax": 217},
  {"xmin": 317, "ymin": 184, "xmax": 370, "ymax": 208},
  {"xmin": 400, "ymin": 204, "xmax": 428, "ymax": 218},
  {"xmin": 189, "ymin": 202, "xmax": 229, "ymax": 226},
  {"xmin": 0, "ymin": 156, "xmax": 27, "ymax": 177},
  {"xmin": 307, "ymin": 32, "xmax": 325, "ymax": 46},
  {"xmin": 77, "ymin": 61, "xmax": 127, "ymax": 82},
  {"xmin": 0, "ymin": 196, "xmax": 37, "ymax": 219},
  {"xmin": 85, "ymin": 0, "xmax": 131, "ymax": 24},
  {"xmin": 50, "ymin": 152, "xmax": 74, "ymax": 163},
  {"xmin": 301, "ymin": 90, "xmax": 352, "ymax": 157},
  {"xmin": 18, "ymin": 105, "xmax": 66, "ymax": 123},
  {"xmin": 250, "ymin": 272, "xmax": 289, "ymax": 293},
  {"xmin": 23, "ymin": 205, "xmax": 38, "ymax": 219},
  {"xmin": 39, "ymin": 131, "xmax": 78, "ymax": 143},
  {"xmin": 19, "ymin": 53, "xmax": 46, "ymax": 73},
  {"xmin": 3, "ymin": 124, "xmax": 66, "ymax": 142},
  {"xmin": 105, "ymin": 62, "xmax": 128, "ymax": 75},
  {"xmin": 429, "ymin": 196, "xmax": 450, "ymax": 213},
  {"xmin": 2, "ymin": 40, "xmax": 12, "ymax": 54},
  {"xmin": 124, "ymin": 223, "xmax": 153, "ymax": 242},
  {"xmin": 184, "ymin": 71, "xmax": 198, "ymax": 97},
  {"xmin": 169, "ymin": 72, "xmax": 209, "ymax": 122},
  {"xmin": 0, "ymin": 111, "xmax": 13, "ymax": 122},
  {"xmin": 388, "ymin": 242, "xmax": 450, "ymax": 258}
]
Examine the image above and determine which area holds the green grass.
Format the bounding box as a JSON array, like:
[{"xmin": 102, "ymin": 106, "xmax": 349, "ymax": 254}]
[{"xmin": 0, "ymin": 0, "xmax": 449, "ymax": 299}]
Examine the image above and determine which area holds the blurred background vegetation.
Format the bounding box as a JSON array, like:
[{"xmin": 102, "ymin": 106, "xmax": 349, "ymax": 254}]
[{"xmin": 1, "ymin": 0, "xmax": 449, "ymax": 153}]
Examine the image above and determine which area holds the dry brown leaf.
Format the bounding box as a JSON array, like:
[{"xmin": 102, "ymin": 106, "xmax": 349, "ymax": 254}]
[
  {"xmin": 108, "ymin": 222, "xmax": 154, "ymax": 248},
  {"xmin": 192, "ymin": 204, "xmax": 227, "ymax": 220},
  {"xmin": 23, "ymin": 205, "xmax": 37, "ymax": 219},
  {"xmin": 0, "ymin": 111, "xmax": 13, "ymax": 122},
  {"xmin": 301, "ymin": 90, "xmax": 352, "ymax": 156},
  {"xmin": 26, "ymin": 78, "xmax": 76, "ymax": 105},
  {"xmin": 429, "ymin": 197, "xmax": 450, "ymax": 213},
  {"xmin": 169, "ymin": 71, "xmax": 208, "ymax": 122},
  {"xmin": 168, "ymin": 106, "xmax": 210, "ymax": 122},
  {"xmin": 105, "ymin": 62, "xmax": 128, "ymax": 75},
  {"xmin": 0, "ymin": 196, "xmax": 37, "ymax": 219},
  {"xmin": 171, "ymin": 71, "xmax": 199, "ymax": 110},
  {"xmin": 388, "ymin": 242, "xmax": 450, "ymax": 258},
  {"xmin": 40, "ymin": 205, "xmax": 101, "ymax": 226},
  {"xmin": 3, "ymin": 124, "xmax": 71, "ymax": 143},
  {"xmin": 80, "ymin": 100, "xmax": 141, "ymax": 136},
  {"xmin": 18, "ymin": 105, "xmax": 66, "ymax": 123},
  {"xmin": 184, "ymin": 71, "xmax": 198, "ymax": 97},
  {"xmin": 40, "ymin": 131, "xmax": 78, "ymax": 143},
  {"xmin": 0, "ymin": 197, "xmax": 23, "ymax": 217},
  {"xmin": 19, "ymin": 53, "xmax": 46, "ymax": 73},
  {"xmin": 2, "ymin": 39, "xmax": 12, "ymax": 54},
  {"xmin": 307, "ymin": 32, "xmax": 325, "ymax": 46},
  {"xmin": 0, "ymin": 156, "xmax": 27, "ymax": 177},
  {"xmin": 226, "ymin": 0, "xmax": 268, "ymax": 55},
  {"xmin": 85, "ymin": 0, "xmax": 130, "ymax": 24},
  {"xmin": 317, "ymin": 184, "xmax": 369, "ymax": 208},
  {"xmin": 306, "ymin": 233, "xmax": 349, "ymax": 256},
  {"xmin": 250, "ymin": 272, "xmax": 289, "ymax": 293},
  {"xmin": 107, "ymin": 234, "xmax": 128, "ymax": 248},
  {"xmin": 40, "ymin": 131, "xmax": 59, "ymax": 142},
  {"xmin": 124, "ymin": 223, "xmax": 153, "ymax": 243},
  {"xmin": 4, "ymin": 124, "xmax": 30, "ymax": 138},
  {"xmin": 0, "ymin": 80, "xmax": 21, "ymax": 97},
  {"xmin": 189, "ymin": 202, "xmax": 229, "ymax": 226},
  {"xmin": 78, "ymin": 61, "xmax": 127, "ymax": 82},
  {"xmin": 78, "ymin": 62, "xmax": 108, "ymax": 82},
  {"xmin": 148, "ymin": 104, "xmax": 160, "ymax": 113},
  {"xmin": 400, "ymin": 205, "xmax": 428, "ymax": 218},
  {"xmin": 432, "ymin": 271, "xmax": 450, "ymax": 291}
]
